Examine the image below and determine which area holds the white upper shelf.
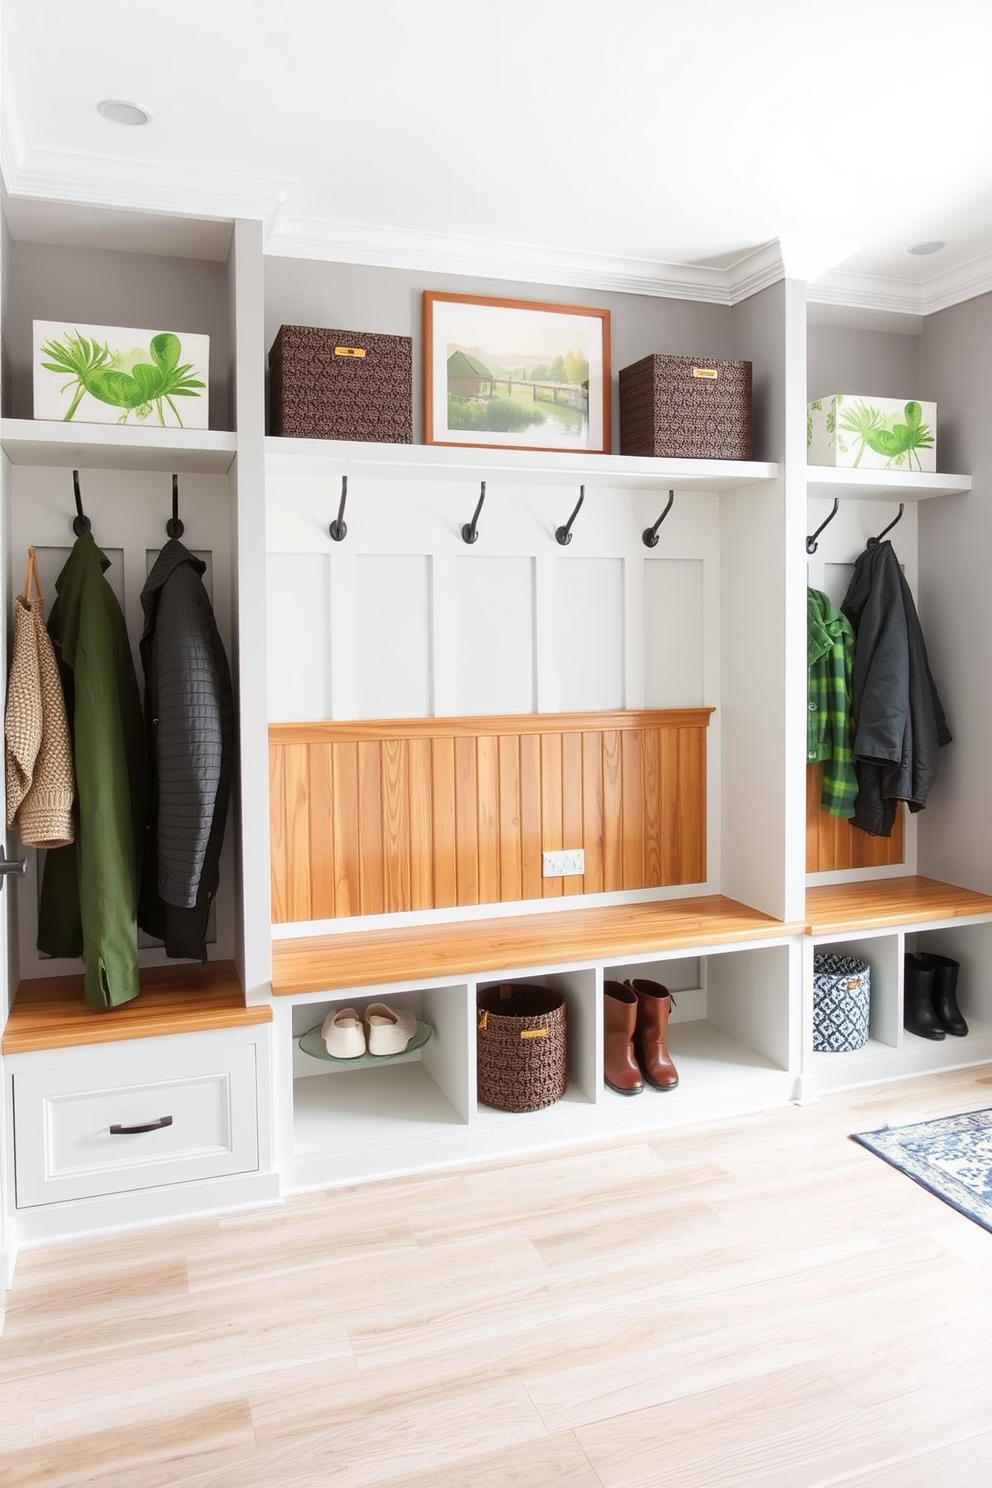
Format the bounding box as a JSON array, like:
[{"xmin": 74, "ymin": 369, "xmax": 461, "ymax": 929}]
[
  {"xmin": 0, "ymin": 418, "xmax": 237, "ymax": 475},
  {"xmin": 265, "ymin": 436, "xmax": 778, "ymax": 491},
  {"xmin": 806, "ymin": 466, "xmax": 971, "ymax": 501}
]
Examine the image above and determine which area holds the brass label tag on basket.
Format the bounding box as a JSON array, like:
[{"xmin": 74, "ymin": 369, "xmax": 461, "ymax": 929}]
[
  {"xmin": 335, "ymin": 346, "xmax": 366, "ymax": 358},
  {"xmin": 478, "ymin": 1010, "xmax": 488, "ymax": 1030},
  {"xmin": 692, "ymin": 367, "xmax": 718, "ymax": 379},
  {"xmin": 520, "ymin": 1028, "xmax": 548, "ymax": 1040}
]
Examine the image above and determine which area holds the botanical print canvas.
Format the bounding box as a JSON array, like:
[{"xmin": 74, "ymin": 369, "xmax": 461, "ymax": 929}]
[
  {"xmin": 807, "ymin": 394, "xmax": 936, "ymax": 472},
  {"xmin": 33, "ymin": 320, "xmax": 209, "ymax": 429}
]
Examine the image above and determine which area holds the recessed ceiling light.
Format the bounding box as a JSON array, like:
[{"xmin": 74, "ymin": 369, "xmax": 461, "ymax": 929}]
[
  {"xmin": 907, "ymin": 240, "xmax": 946, "ymax": 256},
  {"xmin": 96, "ymin": 99, "xmax": 151, "ymax": 127}
]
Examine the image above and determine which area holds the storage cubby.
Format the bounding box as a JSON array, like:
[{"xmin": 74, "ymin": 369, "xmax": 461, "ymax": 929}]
[
  {"xmin": 475, "ymin": 968, "xmax": 598, "ymax": 1120},
  {"xmin": 0, "ymin": 207, "xmax": 235, "ymax": 430},
  {"xmin": 605, "ymin": 943, "xmax": 798, "ymax": 1126},
  {"xmin": 281, "ymin": 983, "xmax": 474, "ymax": 1190},
  {"xmin": 802, "ymin": 882, "xmax": 992, "ymax": 1097},
  {"xmin": 910, "ymin": 923, "xmax": 992, "ymax": 1053}
]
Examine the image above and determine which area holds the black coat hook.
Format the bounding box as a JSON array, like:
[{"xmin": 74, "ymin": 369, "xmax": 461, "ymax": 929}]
[
  {"xmin": 642, "ymin": 490, "xmax": 674, "ymax": 548},
  {"xmin": 166, "ymin": 472, "xmax": 185, "ymax": 539},
  {"xmin": 462, "ymin": 481, "xmax": 486, "ymax": 544},
  {"xmin": 867, "ymin": 503, "xmax": 905, "ymax": 546},
  {"xmin": 329, "ymin": 476, "xmax": 348, "ymax": 542},
  {"xmin": 555, "ymin": 485, "xmax": 585, "ymax": 546},
  {"xmin": 806, "ymin": 496, "xmax": 839, "ymax": 554},
  {"xmin": 71, "ymin": 469, "xmax": 91, "ymax": 535}
]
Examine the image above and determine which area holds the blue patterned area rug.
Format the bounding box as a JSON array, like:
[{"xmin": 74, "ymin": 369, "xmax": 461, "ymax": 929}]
[{"xmin": 852, "ymin": 1107, "xmax": 992, "ymax": 1233}]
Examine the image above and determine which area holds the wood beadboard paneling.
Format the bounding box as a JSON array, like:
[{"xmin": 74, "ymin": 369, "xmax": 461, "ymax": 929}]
[
  {"xmin": 269, "ymin": 709, "xmax": 714, "ymax": 922},
  {"xmin": 805, "ymin": 763, "xmax": 903, "ymax": 872},
  {"xmin": 3, "ymin": 962, "xmax": 271, "ymax": 1055}
]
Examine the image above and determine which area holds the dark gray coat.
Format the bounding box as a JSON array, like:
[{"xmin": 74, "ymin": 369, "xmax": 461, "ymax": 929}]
[
  {"xmin": 138, "ymin": 540, "xmax": 234, "ymax": 960},
  {"xmin": 841, "ymin": 538, "xmax": 950, "ymax": 837}
]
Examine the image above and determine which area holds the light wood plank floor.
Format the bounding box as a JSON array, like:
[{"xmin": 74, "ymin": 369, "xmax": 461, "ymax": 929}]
[{"xmin": 2, "ymin": 1067, "xmax": 991, "ymax": 1487}]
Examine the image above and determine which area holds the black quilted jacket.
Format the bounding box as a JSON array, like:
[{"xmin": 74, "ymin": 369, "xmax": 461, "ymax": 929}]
[{"xmin": 138, "ymin": 539, "xmax": 234, "ymax": 960}]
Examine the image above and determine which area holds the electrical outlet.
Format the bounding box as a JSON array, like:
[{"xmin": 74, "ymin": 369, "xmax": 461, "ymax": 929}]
[{"xmin": 542, "ymin": 849, "xmax": 585, "ymax": 878}]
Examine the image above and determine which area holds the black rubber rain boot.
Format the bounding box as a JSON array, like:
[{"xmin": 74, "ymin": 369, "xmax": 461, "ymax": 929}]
[
  {"xmin": 919, "ymin": 952, "xmax": 968, "ymax": 1036},
  {"xmin": 904, "ymin": 954, "xmax": 946, "ymax": 1040}
]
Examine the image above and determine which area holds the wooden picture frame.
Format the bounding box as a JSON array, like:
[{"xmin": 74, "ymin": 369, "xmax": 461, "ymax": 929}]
[{"xmin": 423, "ymin": 291, "xmax": 611, "ymax": 454}]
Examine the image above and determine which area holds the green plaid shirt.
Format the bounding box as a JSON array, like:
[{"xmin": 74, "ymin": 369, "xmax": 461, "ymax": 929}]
[{"xmin": 808, "ymin": 588, "xmax": 857, "ymax": 818}]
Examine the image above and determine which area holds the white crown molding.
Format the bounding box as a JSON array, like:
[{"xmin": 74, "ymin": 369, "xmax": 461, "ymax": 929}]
[
  {"xmin": 807, "ymin": 270, "xmax": 925, "ymax": 316},
  {"xmin": 6, "ymin": 93, "xmax": 992, "ymax": 318},
  {"xmin": 1, "ymin": 117, "xmax": 293, "ymax": 232},
  {"xmin": 811, "ymin": 250, "xmax": 992, "ymax": 317},
  {"xmin": 266, "ymin": 214, "xmax": 738, "ymax": 302},
  {"xmin": 723, "ymin": 241, "xmax": 785, "ymax": 303},
  {"xmin": 918, "ymin": 251, "xmax": 992, "ymax": 314}
]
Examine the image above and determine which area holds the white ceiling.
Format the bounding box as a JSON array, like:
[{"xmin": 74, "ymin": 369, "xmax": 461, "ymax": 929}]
[{"xmin": 3, "ymin": 0, "xmax": 992, "ymax": 312}]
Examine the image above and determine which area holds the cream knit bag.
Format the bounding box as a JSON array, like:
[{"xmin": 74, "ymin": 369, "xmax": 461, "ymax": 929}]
[{"xmin": 4, "ymin": 548, "xmax": 75, "ymax": 848}]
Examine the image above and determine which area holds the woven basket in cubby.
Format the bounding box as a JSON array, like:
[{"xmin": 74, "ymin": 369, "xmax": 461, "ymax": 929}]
[{"xmin": 476, "ymin": 983, "xmax": 567, "ymax": 1112}]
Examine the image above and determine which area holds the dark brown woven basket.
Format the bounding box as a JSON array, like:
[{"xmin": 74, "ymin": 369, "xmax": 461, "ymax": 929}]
[
  {"xmin": 476, "ymin": 983, "xmax": 567, "ymax": 1113},
  {"xmin": 619, "ymin": 353, "xmax": 752, "ymax": 459},
  {"xmin": 269, "ymin": 324, "xmax": 413, "ymax": 443}
]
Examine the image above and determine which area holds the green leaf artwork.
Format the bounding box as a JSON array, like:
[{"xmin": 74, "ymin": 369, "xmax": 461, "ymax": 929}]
[
  {"xmin": 39, "ymin": 328, "xmax": 206, "ymax": 426},
  {"xmin": 838, "ymin": 399, "xmax": 934, "ymax": 469}
]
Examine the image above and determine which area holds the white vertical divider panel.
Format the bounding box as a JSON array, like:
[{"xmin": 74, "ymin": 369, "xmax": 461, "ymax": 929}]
[
  {"xmin": 421, "ymin": 984, "xmax": 472, "ymax": 1123},
  {"xmin": 230, "ymin": 218, "xmax": 271, "ymax": 1004},
  {"xmin": 723, "ymin": 278, "xmax": 807, "ymax": 923}
]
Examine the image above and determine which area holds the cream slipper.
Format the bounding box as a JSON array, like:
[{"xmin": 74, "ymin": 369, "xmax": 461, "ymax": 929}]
[
  {"xmin": 365, "ymin": 1002, "xmax": 418, "ymax": 1056},
  {"xmin": 321, "ymin": 1006, "xmax": 366, "ymax": 1059}
]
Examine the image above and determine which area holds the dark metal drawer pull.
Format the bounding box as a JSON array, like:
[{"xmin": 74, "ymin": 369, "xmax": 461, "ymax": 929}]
[{"xmin": 109, "ymin": 1115, "xmax": 174, "ymax": 1135}]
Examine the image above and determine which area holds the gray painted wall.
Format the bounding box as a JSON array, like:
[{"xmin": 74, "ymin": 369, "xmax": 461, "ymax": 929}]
[
  {"xmin": 916, "ymin": 290, "xmax": 992, "ymax": 891},
  {"xmin": 807, "ymin": 323, "xmax": 921, "ymax": 403},
  {"xmin": 263, "ymin": 258, "xmax": 738, "ymax": 455}
]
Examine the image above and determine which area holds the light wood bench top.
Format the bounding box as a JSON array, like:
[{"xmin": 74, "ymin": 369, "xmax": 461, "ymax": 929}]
[
  {"xmin": 271, "ymin": 895, "xmax": 803, "ymax": 996},
  {"xmin": 805, "ymin": 876, "xmax": 992, "ymax": 937},
  {"xmin": 3, "ymin": 960, "xmax": 271, "ymax": 1054}
]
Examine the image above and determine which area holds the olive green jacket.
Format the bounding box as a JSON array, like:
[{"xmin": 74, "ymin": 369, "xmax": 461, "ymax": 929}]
[{"xmin": 37, "ymin": 533, "xmax": 147, "ymax": 1008}]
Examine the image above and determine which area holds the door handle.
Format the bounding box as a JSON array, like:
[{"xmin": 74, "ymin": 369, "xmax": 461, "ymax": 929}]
[{"xmin": 0, "ymin": 844, "xmax": 27, "ymax": 891}]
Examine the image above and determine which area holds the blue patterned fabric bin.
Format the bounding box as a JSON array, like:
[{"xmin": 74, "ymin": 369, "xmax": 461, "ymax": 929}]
[{"xmin": 813, "ymin": 953, "xmax": 870, "ymax": 1052}]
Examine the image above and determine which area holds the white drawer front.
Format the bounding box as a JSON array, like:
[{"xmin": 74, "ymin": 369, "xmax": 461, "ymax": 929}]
[{"xmin": 14, "ymin": 1040, "xmax": 258, "ymax": 1207}]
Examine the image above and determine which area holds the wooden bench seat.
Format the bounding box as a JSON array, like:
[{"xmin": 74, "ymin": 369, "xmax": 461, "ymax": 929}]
[
  {"xmin": 270, "ymin": 895, "xmax": 804, "ymax": 996},
  {"xmin": 805, "ymin": 876, "xmax": 992, "ymax": 937},
  {"xmin": 3, "ymin": 960, "xmax": 271, "ymax": 1054}
]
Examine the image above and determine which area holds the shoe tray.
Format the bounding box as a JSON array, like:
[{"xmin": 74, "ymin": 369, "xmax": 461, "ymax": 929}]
[{"xmin": 298, "ymin": 1019, "xmax": 433, "ymax": 1066}]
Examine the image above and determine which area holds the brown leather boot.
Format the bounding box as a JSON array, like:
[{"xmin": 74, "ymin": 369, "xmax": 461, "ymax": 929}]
[
  {"xmin": 603, "ymin": 981, "xmax": 643, "ymax": 1095},
  {"xmin": 629, "ymin": 979, "xmax": 679, "ymax": 1090}
]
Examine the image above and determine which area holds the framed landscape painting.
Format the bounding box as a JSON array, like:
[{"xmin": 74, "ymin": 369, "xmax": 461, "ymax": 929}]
[{"xmin": 424, "ymin": 292, "xmax": 611, "ymax": 454}]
